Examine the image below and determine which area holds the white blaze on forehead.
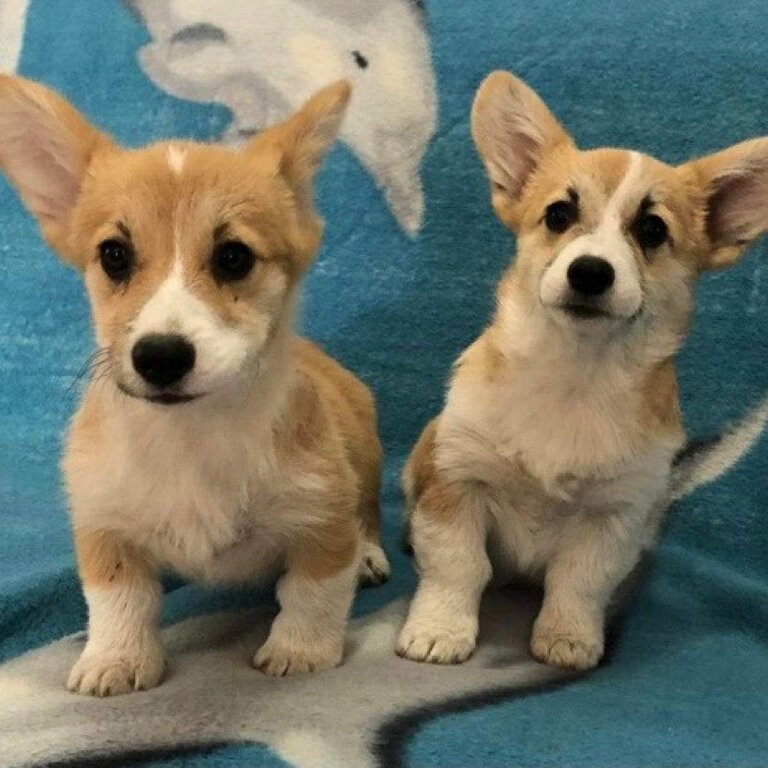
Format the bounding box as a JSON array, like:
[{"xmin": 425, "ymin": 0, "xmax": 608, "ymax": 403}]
[
  {"xmin": 602, "ymin": 151, "xmax": 644, "ymax": 222},
  {"xmin": 539, "ymin": 151, "xmax": 647, "ymax": 319},
  {"xmin": 167, "ymin": 145, "xmax": 186, "ymax": 176},
  {"xmin": 132, "ymin": 265, "xmax": 209, "ymax": 338}
]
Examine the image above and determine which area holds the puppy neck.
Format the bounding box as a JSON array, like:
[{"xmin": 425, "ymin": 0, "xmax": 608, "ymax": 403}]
[{"xmin": 491, "ymin": 271, "xmax": 685, "ymax": 374}]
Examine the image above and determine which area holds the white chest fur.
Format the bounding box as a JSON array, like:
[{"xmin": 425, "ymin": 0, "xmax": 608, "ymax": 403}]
[
  {"xmin": 64, "ymin": 383, "xmax": 308, "ymax": 584},
  {"xmin": 436, "ymin": 337, "xmax": 682, "ymax": 577}
]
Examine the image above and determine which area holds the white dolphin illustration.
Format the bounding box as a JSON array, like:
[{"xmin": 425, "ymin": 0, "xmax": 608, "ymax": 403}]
[
  {"xmin": 125, "ymin": 0, "xmax": 438, "ymax": 235},
  {"xmin": 0, "ymin": 0, "xmax": 29, "ymax": 72}
]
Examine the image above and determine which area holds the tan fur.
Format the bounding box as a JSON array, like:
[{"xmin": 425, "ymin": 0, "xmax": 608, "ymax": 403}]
[
  {"xmin": 0, "ymin": 76, "xmax": 389, "ymax": 693},
  {"xmin": 74, "ymin": 529, "xmax": 156, "ymax": 587},
  {"xmin": 402, "ymin": 416, "xmax": 439, "ymax": 512},
  {"xmin": 399, "ymin": 71, "xmax": 768, "ymax": 671},
  {"xmin": 293, "ymin": 339, "xmax": 383, "ymax": 541}
]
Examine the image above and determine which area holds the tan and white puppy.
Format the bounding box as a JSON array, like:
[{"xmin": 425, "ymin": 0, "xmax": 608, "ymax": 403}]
[
  {"xmin": 397, "ymin": 71, "xmax": 768, "ymax": 671},
  {"xmin": 0, "ymin": 75, "xmax": 390, "ymax": 695}
]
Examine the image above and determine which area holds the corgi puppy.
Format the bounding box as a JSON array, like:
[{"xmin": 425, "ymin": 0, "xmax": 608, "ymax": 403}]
[
  {"xmin": 0, "ymin": 76, "xmax": 390, "ymax": 695},
  {"xmin": 397, "ymin": 71, "xmax": 768, "ymax": 670}
]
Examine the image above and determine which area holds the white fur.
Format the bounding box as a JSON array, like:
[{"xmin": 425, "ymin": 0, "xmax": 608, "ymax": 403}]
[
  {"xmin": 540, "ymin": 152, "xmax": 645, "ymax": 319},
  {"xmin": 124, "ymin": 263, "xmax": 259, "ymax": 396},
  {"xmin": 166, "ymin": 145, "xmax": 186, "ymax": 175},
  {"xmin": 397, "ymin": 490, "xmax": 491, "ymax": 663},
  {"xmin": 67, "ymin": 338, "xmax": 303, "ymax": 583},
  {"xmin": 417, "ymin": 323, "xmax": 681, "ymax": 668},
  {"xmin": 67, "ymin": 583, "xmax": 164, "ymax": 696},
  {"xmin": 254, "ymin": 549, "xmax": 360, "ymax": 675}
]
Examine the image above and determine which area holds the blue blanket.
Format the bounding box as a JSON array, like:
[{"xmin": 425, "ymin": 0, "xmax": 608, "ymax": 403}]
[{"xmin": 1, "ymin": 1, "xmax": 766, "ymax": 766}]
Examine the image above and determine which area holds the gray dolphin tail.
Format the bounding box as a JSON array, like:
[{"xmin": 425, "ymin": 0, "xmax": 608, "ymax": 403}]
[{"xmin": 671, "ymin": 393, "xmax": 768, "ymax": 501}]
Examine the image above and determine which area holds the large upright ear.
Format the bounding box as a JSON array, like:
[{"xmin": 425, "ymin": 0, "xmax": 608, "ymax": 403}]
[
  {"xmin": 684, "ymin": 137, "xmax": 768, "ymax": 269},
  {"xmin": 248, "ymin": 80, "xmax": 351, "ymax": 208},
  {"xmin": 471, "ymin": 71, "xmax": 573, "ymax": 225},
  {"xmin": 0, "ymin": 75, "xmax": 112, "ymax": 256}
]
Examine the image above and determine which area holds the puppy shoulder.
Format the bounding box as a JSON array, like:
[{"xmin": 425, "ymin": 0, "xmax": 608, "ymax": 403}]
[
  {"xmin": 450, "ymin": 331, "xmax": 508, "ymax": 392},
  {"xmin": 292, "ymin": 337, "xmax": 375, "ymax": 416}
]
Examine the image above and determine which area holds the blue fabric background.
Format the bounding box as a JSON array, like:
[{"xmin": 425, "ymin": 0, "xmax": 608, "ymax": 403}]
[{"xmin": 0, "ymin": 0, "xmax": 766, "ymax": 765}]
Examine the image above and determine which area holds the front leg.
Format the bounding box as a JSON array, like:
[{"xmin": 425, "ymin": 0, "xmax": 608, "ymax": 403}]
[
  {"xmin": 397, "ymin": 482, "xmax": 492, "ymax": 664},
  {"xmin": 254, "ymin": 517, "xmax": 360, "ymax": 676},
  {"xmin": 531, "ymin": 510, "xmax": 652, "ymax": 670},
  {"xmin": 67, "ymin": 530, "xmax": 165, "ymax": 696}
]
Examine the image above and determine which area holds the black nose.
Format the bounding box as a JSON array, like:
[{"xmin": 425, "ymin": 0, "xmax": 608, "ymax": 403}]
[
  {"xmin": 567, "ymin": 256, "xmax": 615, "ymax": 296},
  {"xmin": 132, "ymin": 334, "xmax": 195, "ymax": 388}
]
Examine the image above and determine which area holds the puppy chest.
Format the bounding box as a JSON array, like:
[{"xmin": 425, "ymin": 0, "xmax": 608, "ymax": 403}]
[
  {"xmin": 118, "ymin": 473, "xmax": 281, "ymax": 578},
  {"xmin": 67, "ymin": 439, "xmax": 291, "ymax": 581},
  {"xmin": 486, "ymin": 455, "xmax": 671, "ymax": 577}
]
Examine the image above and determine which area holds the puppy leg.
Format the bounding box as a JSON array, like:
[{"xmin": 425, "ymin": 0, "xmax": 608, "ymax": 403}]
[
  {"xmin": 531, "ymin": 513, "xmax": 649, "ymax": 670},
  {"xmin": 67, "ymin": 530, "xmax": 164, "ymax": 696},
  {"xmin": 254, "ymin": 519, "xmax": 360, "ymax": 676},
  {"xmin": 350, "ymin": 420, "xmax": 390, "ymax": 587},
  {"xmin": 397, "ymin": 483, "xmax": 491, "ymax": 664},
  {"xmin": 357, "ymin": 437, "xmax": 390, "ymax": 588}
]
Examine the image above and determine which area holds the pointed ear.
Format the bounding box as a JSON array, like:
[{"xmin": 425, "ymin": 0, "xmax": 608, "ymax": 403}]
[
  {"xmin": 248, "ymin": 80, "xmax": 351, "ymax": 206},
  {"xmin": 0, "ymin": 75, "xmax": 113, "ymax": 256},
  {"xmin": 684, "ymin": 137, "xmax": 768, "ymax": 269},
  {"xmin": 471, "ymin": 71, "xmax": 573, "ymax": 224}
]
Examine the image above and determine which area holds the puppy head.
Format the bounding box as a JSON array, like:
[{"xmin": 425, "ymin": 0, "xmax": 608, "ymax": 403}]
[
  {"xmin": 472, "ymin": 71, "xmax": 768, "ymax": 338},
  {"xmin": 0, "ymin": 76, "xmax": 350, "ymax": 404}
]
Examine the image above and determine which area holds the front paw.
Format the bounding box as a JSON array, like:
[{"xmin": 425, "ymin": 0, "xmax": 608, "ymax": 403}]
[
  {"xmin": 530, "ymin": 623, "xmax": 604, "ymax": 670},
  {"xmin": 67, "ymin": 642, "xmax": 165, "ymax": 696},
  {"xmin": 396, "ymin": 621, "xmax": 477, "ymax": 664},
  {"xmin": 253, "ymin": 635, "xmax": 343, "ymax": 677}
]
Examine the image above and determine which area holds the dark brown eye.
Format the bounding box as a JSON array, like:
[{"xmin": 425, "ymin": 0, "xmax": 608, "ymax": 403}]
[
  {"xmin": 633, "ymin": 213, "xmax": 668, "ymax": 250},
  {"xmin": 98, "ymin": 239, "xmax": 134, "ymax": 281},
  {"xmin": 545, "ymin": 200, "xmax": 578, "ymax": 234},
  {"xmin": 212, "ymin": 240, "xmax": 256, "ymax": 282}
]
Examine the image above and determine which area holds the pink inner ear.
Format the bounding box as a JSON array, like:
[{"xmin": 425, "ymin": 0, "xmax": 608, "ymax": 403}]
[
  {"xmin": 492, "ymin": 129, "xmax": 539, "ymax": 197},
  {"xmin": 475, "ymin": 101, "xmax": 543, "ymax": 199},
  {"xmin": 0, "ymin": 104, "xmax": 82, "ymax": 225},
  {"xmin": 708, "ymin": 163, "xmax": 768, "ymax": 245},
  {"xmin": 20, "ymin": 142, "xmax": 80, "ymax": 223}
]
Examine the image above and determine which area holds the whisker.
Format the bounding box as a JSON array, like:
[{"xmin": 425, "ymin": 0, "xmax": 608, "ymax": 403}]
[{"xmin": 65, "ymin": 348, "xmax": 113, "ymax": 400}]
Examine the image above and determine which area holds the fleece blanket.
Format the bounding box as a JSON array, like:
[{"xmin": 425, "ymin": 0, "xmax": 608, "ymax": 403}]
[{"xmin": 0, "ymin": 1, "xmax": 767, "ymax": 766}]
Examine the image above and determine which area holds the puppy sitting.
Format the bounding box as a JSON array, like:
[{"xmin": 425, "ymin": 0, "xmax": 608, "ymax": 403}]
[
  {"xmin": 0, "ymin": 76, "xmax": 390, "ymax": 695},
  {"xmin": 397, "ymin": 71, "xmax": 768, "ymax": 670}
]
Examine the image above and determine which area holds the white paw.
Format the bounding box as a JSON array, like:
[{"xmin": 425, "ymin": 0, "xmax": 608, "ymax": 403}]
[
  {"xmin": 530, "ymin": 624, "xmax": 604, "ymax": 670},
  {"xmin": 396, "ymin": 622, "xmax": 477, "ymax": 664},
  {"xmin": 359, "ymin": 541, "xmax": 391, "ymax": 587},
  {"xmin": 67, "ymin": 642, "xmax": 165, "ymax": 696},
  {"xmin": 253, "ymin": 635, "xmax": 343, "ymax": 677}
]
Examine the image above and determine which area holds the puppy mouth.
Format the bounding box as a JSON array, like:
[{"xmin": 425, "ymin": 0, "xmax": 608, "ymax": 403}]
[
  {"xmin": 559, "ymin": 302, "xmax": 611, "ymax": 320},
  {"xmin": 555, "ymin": 301, "xmax": 645, "ymax": 323},
  {"xmin": 116, "ymin": 381, "xmax": 203, "ymax": 406},
  {"xmin": 145, "ymin": 392, "xmax": 201, "ymax": 405}
]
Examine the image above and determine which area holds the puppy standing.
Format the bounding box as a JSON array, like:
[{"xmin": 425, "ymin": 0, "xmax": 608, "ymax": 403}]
[
  {"xmin": 398, "ymin": 71, "xmax": 768, "ymax": 670},
  {"xmin": 0, "ymin": 76, "xmax": 390, "ymax": 695}
]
